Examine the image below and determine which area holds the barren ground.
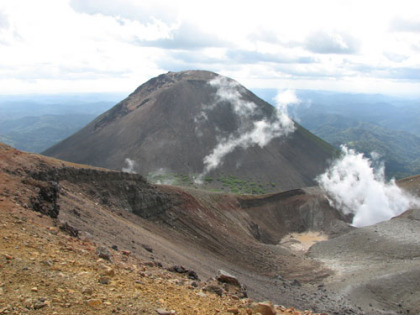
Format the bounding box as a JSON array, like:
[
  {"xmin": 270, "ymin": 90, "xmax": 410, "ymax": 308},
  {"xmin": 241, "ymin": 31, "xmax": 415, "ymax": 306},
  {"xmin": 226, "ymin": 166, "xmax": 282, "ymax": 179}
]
[{"xmin": 2, "ymin": 143, "xmax": 420, "ymax": 314}]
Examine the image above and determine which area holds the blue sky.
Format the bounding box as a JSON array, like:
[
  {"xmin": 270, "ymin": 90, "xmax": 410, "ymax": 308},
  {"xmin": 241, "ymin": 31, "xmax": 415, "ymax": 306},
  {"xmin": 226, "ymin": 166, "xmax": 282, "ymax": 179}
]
[{"xmin": 1, "ymin": 0, "xmax": 420, "ymax": 96}]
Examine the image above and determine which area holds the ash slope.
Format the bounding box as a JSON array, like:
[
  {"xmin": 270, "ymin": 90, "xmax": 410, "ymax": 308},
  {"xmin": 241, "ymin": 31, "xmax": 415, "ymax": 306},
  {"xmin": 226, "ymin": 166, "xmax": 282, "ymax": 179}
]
[{"xmin": 44, "ymin": 70, "xmax": 334, "ymax": 192}]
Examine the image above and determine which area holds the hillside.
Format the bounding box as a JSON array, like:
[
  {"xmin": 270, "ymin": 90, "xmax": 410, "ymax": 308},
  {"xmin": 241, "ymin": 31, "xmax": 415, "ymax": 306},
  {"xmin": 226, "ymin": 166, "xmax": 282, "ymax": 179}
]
[
  {"xmin": 0, "ymin": 114, "xmax": 97, "ymax": 153},
  {"xmin": 279, "ymin": 90, "xmax": 420, "ymax": 179},
  {"xmin": 0, "ymin": 144, "xmax": 329, "ymax": 315},
  {"xmin": 3, "ymin": 143, "xmax": 420, "ymax": 313},
  {"xmin": 44, "ymin": 70, "xmax": 335, "ymax": 193},
  {"xmin": 0, "ymin": 95, "xmax": 118, "ymax": 153},
  {"xmin": 0, "ymin": 142, "xmax": 359, "ymax": 314},
  {"xmin": 301, "ymin": 116, "xmax": 420, "ymax": 179}
]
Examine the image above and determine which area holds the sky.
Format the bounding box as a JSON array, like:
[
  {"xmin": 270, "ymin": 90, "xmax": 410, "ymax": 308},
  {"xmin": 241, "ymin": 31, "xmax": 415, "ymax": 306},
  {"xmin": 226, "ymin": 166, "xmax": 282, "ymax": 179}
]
[{"xmin": 1, "ymin": 0, "xmax": 420, "ymax": 96}]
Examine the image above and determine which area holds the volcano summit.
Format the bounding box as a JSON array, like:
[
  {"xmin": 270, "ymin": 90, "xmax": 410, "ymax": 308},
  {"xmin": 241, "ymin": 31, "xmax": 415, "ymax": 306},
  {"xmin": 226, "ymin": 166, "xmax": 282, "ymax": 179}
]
[{"xmin": 44, "ymin": 70, "xmax": 334, "ymax": 192}]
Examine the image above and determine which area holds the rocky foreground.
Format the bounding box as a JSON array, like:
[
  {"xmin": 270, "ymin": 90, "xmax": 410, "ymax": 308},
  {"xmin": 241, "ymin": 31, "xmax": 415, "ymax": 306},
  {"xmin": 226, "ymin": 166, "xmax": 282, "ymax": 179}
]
[
  {"xmin": 0, "ymin": 142, "xmax": 327, "ymax": 314},
  {"xmin": 1, "ymin": 189, "xmax": 322, "ymax": 315}
]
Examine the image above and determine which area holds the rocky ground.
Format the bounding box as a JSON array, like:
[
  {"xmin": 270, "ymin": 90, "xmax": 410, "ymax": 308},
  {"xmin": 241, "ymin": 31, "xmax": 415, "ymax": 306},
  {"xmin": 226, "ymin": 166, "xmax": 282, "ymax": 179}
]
[
  {"xmin": 1, "ymin": 143, "xmax": 420, "ymax": 314},
  {"xmin": 0, "ymin": 143, "xmax": 331, "ymax": 314},
  {"xmin": 0, "ymin": 174, "xmax": 321, "ymax": 315}
]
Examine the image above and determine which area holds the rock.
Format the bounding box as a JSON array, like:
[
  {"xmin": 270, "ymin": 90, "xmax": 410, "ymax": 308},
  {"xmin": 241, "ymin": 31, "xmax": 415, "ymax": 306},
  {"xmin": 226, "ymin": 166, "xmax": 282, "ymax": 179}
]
[
  {"xmin": 168, "ymin": 265, "xmax": 187, "ymax": 273},
  {"xmin": 291, "ymin": 279, "xmax": 301, "ymax": 287},
  {"xmin": 227, "ymin": 308, "xmax": 239, "ymax": 314},
  {"xmin": 23, "ymin": 298, "xmax": 33, "ymax": 309},
  {"xmin": 82, "ymin": 287, "xmax": 93, "ymax": 295},
  {"xmin": 167, "ymin": 265, "xmax": 200, "ymax": 280},
  {"xmin": 98, "ymin": 276, "xmax": 111, "ymax": 284},
  {"xmin": 217, "ymin": 270, "xmax": 241, "ymax": 287},
  {"xmin": 31, "ymin": 287, "xmax": 38, "ymax": 292},
  {"xmin": 33, "ymin": 301, "xmax": 47, "ymax": 310},
  {"xmin": 111, "ymin": 245, "xmax": 118, "ymax": 251},
  {"xmin": 187, "ymin": 270, "xmax": 200, "ymax": 281},
  {"xmin": 87, "ymin": 299, "xmax": 102, "ymax": 307},
  {"xmin": 203, "ymin": 284, "xmax": 224, "ymax": 297},
  {"xmin": 30, "ymin": 181, "xmax": 60, "ymax": 218},
  {"xmin": 254, "ymin": 301, "xmax": 277, "ymax": 315},
  {"xmin": 59, "ymin": 221, "xmax": 79, "ymax": 237},
  {"xmin": 102, "ymin": 267, "xmax": 115, "ymax": 277},
  {"xmin": 96, "ymin": 246, "xmax": 112, "ymax": 261},
  {"xmin": 121, "ymin": 250, "xmax": 131, "ymax": 256},
  {"xmin": 41, "ymin": 259, "xmax": 53, "ymax": 267},
  {"xmin": 142, "ymin": 244, "xmax": 153, "ymax": 252},
  {"xmin": 156, "ymin": 308, "xmax": 175, "ymax": 315}
]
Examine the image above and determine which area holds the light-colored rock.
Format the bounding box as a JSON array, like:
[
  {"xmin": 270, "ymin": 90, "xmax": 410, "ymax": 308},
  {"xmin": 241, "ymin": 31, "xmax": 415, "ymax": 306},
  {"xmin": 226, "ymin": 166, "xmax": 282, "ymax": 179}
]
[
  {"xmin": 87, "ymin": 299, "xmax": 102, "ymax": 307},
  {"xmin": 254, "ymin": 301, "xmax": 277, "ymax": 315}
]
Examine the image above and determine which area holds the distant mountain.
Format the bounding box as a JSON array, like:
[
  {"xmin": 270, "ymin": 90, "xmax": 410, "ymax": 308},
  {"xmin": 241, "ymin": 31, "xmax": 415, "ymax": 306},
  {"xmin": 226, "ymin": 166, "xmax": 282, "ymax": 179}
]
[
  {"xmin": 44, "ymin": 70, "xmax": 335, "ymax": 192},
  {"xmin": 305, "ymin": 116, "xmax": 420, "ymax": 178},
  {"xmin": 254, "ymin": 89, "xmax": 420, "ymax": 179},
  {"xmin": 0, "ymin": 95, "xmax": 119, "ymax": 153},
  {"xmin": 0, "ymin": 114, "xmax": 97, "ymax": 153}
]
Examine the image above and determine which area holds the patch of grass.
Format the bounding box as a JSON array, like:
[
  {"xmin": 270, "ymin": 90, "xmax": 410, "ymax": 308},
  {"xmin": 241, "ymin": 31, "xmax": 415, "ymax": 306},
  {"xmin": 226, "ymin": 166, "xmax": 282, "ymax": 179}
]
[{"xmin": 147, "ymin": 172, "xmax": 271, "ymax": 195}]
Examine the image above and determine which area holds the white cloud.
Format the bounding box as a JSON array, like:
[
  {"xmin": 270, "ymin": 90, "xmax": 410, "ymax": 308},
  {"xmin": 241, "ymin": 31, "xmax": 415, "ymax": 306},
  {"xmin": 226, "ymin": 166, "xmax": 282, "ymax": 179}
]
[
  {"xmin": 304, "ymin": 31, "xmax": 359, "ymax": 54},
  {"xmin": 1, "ymin": 0, "xmax": 420, "ymax": 95}
]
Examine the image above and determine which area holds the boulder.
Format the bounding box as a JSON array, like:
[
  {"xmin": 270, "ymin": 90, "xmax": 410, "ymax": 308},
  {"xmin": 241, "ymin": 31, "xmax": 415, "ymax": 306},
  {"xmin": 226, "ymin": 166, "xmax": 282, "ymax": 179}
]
[
  {"xmin": 216, "ymin": 270, "xmax": 241, "ymax": 287},
  {"xmin": 253, "ymin": 301, "xmax": 277, "ymax": 315}
]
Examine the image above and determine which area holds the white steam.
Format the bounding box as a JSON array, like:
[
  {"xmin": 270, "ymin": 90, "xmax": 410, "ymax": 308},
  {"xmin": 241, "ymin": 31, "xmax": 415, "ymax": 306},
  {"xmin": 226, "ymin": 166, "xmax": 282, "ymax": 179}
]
[
  {"xmin": 148, "ymin": 168, "xmax": 177, "ymax": 185},
  {"xmin": 317, "ymin": 146, "xmax": 420, "ymax": 227},
  {"xmin": 209, "ymin": 76, "xmax": 257, "ymax": 116},
  {"xmin": 195, "ymin": 78, "xmax": 298, "ymax": 183},
  {"xmin": 122, "ymin": 158, "xmax": 137, "ymax": 174}
]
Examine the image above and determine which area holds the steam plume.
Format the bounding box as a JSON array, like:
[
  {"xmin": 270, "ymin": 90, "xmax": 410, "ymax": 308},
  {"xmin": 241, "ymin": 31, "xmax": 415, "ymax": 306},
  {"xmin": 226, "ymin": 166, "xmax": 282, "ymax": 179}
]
[
  {"xmin": 122, "ymin": 158, "xmax": 137, "ymax": 174},
  {"xmin": 195, "ymin": 78, "xmax": 298, "ymax": 183},
  {"xmin": 317, "ymin": 146, "xmax": 420, "ymax": 227}
]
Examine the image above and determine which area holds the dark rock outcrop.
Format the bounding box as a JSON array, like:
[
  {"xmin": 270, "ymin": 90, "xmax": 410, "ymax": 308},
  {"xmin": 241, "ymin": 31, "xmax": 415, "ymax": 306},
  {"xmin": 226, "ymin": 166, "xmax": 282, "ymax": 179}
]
[
  {"xmin": 29, "ymin": 181, "xmax": 60, "ymax": 218},
  {"xmin": 30, "ymin": 167, "xmax": 177, "ymax": 219}
]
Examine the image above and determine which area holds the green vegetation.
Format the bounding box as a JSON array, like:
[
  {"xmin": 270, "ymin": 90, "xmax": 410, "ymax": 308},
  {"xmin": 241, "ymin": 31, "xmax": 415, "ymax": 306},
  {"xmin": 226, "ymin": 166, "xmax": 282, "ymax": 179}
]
[
  {"xmin": 147, "ymin": 172, "xmax": 270, "ymax": 195},
  {"xmin": 216, "ymin": 175, "xmax": 267, "ymax": 194},
  {"xmin": 0, "ymin": 114, "xmax": 97, "ymax": 153},
  {"xmin": 309, "ymin": 120, "xmax": 420, "ymax": 179}
]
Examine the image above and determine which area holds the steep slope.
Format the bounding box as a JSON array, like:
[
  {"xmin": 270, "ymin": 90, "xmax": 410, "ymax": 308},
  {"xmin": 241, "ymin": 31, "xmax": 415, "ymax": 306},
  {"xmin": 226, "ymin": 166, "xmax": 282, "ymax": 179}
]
[{"xmin": 44, "ymin": 70, "xmax": 334, "ymax": 192}]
